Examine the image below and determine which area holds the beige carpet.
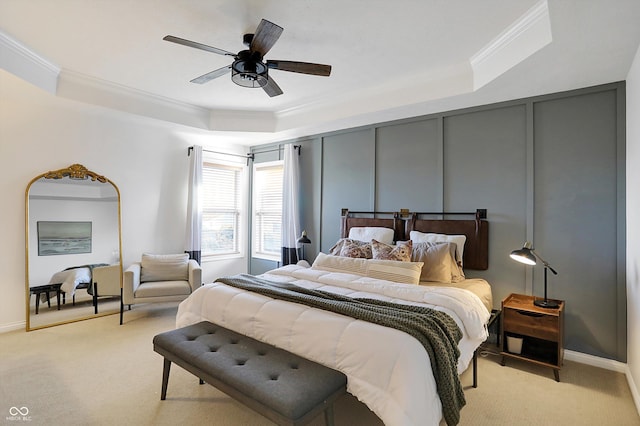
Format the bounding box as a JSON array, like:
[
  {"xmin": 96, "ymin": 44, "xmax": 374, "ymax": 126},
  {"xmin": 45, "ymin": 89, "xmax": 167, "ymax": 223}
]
[{"xmin": 1, "ymin": 303, "xmax": 638, "ymax": 426}]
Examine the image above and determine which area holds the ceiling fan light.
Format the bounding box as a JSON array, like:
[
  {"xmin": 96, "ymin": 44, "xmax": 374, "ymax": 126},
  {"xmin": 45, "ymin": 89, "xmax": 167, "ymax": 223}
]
[{"xmin": 231, "ymin": 59, "xmax": 268, "ymax": 88}]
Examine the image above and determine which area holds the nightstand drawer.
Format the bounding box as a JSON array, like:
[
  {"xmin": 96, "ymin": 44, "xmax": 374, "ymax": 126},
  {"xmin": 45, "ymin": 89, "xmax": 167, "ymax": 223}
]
[{"xmin": 503, "ymin": 308, "xmax": 559, "ymax": 341}]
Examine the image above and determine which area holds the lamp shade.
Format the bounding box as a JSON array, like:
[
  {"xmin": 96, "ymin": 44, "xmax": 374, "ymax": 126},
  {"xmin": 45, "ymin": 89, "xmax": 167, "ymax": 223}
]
[
  {"xmin": 510, "ymin": 242, "xmax": 536, "ymax": 265},
  {"xmin": 297, "ymin": 230, "xmax": 311, "ymax": 245}
]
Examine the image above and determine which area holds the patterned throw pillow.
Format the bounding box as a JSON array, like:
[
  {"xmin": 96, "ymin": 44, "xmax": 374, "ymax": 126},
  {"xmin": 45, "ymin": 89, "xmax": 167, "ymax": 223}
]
[
  {"xmin": 371, "ymin": 239, "xmax": 412, "ymax": 262},
  {"xmin": 339, "ymin": 239, "xmax": 373, "ymax": 258}
]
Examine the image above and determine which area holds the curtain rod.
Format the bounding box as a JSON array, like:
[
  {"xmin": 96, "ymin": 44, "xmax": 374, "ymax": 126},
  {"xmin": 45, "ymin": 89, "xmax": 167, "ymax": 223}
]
[
  {"xmin": 251, "ymin": 144, "xmax": 301, "ymax": 156},
  {"xmin": 188, "ymin": 144, "xmax": 301, "ymax": 165}
]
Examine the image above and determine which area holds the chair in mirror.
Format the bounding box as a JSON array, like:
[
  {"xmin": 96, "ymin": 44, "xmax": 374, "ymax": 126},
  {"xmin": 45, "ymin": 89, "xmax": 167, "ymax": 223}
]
[{"xmin": 25, "ymin": 164, "xmax": 123, "ymax": 330}]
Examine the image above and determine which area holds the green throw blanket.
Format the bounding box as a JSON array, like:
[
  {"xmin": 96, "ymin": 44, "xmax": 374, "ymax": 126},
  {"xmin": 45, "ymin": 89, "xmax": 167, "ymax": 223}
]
[{"xmin": 216, "ymin": 274, "xmax": 465, "ymax": 426}]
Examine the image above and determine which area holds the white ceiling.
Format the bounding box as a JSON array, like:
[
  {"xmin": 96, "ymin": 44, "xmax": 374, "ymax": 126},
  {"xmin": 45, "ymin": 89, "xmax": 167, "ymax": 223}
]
[{"xmin": 2, "ymin": 0, "xmax": 640, "ymax": 146}]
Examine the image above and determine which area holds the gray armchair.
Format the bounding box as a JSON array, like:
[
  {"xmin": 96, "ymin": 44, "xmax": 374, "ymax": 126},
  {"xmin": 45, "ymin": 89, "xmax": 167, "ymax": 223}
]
[{"xmin": 122, "ymin": 254, "xmax": 202, "ymax": 324}]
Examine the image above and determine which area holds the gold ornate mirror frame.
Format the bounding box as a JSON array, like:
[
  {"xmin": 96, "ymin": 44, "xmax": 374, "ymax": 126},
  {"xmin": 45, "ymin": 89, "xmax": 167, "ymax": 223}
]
[{"xmin": 25, "ymin": 164, "xmax": 123, "ymax": 331}]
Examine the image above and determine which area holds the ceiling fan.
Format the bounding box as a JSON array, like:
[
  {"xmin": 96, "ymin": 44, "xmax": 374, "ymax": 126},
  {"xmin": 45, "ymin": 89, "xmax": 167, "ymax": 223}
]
[{"xmin": 163, "ymin": 19, "xmax": 332, "ymax": 97}]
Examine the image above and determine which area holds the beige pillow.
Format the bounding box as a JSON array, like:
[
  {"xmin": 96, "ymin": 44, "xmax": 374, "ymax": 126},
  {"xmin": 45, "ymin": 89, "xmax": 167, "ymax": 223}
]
[
  {"xmin": 410, "ymin": 231, "xmax": 466, "ymax": 266},
  {"xmin": 140, "ymin": 253, "xmax": 189, "ymax": 282},
  {"xmin": 371, "ymin": 239, "xmax": 412, "ymax": 262},
  {"xmin": 365, "ymin": 258, "xmax": 423, "ymax": 284},
  {"xmin": 411, "ymin": 242, "xmax": 456, "ymax": 283},
  {"xmin": 311, "ymin": 252, "xmax": 368, "ymax": 276},
  {"xmin": 312, "ymin": 253, "xmax": 423, "ymax": 285}
]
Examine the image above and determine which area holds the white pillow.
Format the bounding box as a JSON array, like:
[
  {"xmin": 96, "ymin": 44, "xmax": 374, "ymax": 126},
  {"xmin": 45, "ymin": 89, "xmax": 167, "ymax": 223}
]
[
  {"xmin": 140, "ymin": 253, "xmax": 189, "ymax": 282},
  {"xmin": 348, "ymin": 227, "xmax": 395, "ymax": 244},
  {"xmin": 312, "ymin": 252, "xmax": 423, "ymax": 285},
  {"xmin": 409, "ymin": 231, "xmax": 466, "ymax": 266}
]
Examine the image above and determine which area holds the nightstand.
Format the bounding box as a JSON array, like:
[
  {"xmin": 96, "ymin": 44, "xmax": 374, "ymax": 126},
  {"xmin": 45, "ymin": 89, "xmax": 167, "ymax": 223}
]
[{"xmin": 500, "ymin": 293, "xmax": 564, "ymax": 381}]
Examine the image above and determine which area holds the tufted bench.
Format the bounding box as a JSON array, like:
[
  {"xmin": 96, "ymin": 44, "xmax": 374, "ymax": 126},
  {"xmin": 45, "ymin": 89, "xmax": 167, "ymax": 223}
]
[{"xmin": 153, "ymin": 321, "xmax": 347, "ymax": 426}]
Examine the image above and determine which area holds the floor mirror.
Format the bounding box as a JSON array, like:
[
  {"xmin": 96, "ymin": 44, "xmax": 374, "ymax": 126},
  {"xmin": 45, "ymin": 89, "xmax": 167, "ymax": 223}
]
[{"xmin": 25, "ymin": 164, "xmax": 123, "ymax": 330}]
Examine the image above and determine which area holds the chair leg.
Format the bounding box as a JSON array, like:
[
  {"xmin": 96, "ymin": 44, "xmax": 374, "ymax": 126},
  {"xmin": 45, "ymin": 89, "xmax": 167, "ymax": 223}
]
[
  {"xmin": 93, "ymin": 283, "xmax": 99, "ymax": 315},
  {"xmin": 119, "ymin": 289, "xmax": 124, "ymax": 325},
  {"xmin": 161, "ymin": 358, "xmax": 171, "ymax": 400}
]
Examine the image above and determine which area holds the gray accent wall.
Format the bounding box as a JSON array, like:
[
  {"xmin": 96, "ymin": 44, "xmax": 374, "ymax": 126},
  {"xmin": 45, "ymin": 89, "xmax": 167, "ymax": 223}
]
[{"xmin": 250, "ymin": 82, "xmax": 626, "ymax": 362}]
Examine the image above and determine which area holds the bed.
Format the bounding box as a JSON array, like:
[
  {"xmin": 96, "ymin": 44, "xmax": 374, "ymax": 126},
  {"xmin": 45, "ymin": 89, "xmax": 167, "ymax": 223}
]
[
  {"xmin": 45, "ymin": 263, "xmax": 109, "ymax": 296},
  {"xmin": 176, "ymin": 209, "xmax": 492, "ymax": 426}
]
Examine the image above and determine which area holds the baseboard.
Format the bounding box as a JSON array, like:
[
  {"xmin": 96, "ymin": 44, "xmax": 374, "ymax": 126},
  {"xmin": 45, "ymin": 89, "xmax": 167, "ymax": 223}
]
[
  {"xmin": 565, "ymin": 350, "xmax": 640, "ymax": 416},
  {"xmin": 0, "ymin": 320, "xmax": 25, "ymax": 334},
  {"xmin": 565, "ymin": 349, "xmax": 627, "ymax": 373},
  {"xmin": 626, "ymin": 366, "xmax": 640, "ymax": 417}
]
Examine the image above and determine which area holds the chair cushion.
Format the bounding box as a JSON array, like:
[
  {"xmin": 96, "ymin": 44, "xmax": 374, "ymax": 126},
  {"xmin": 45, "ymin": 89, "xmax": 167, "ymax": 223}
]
[
  {"xmin": 135, "ymin": 280, "xmax": 192, "ymax": 298},
  {"xmin": 140, "ymin": 253, "xmax": 189, "ymax": 282}
]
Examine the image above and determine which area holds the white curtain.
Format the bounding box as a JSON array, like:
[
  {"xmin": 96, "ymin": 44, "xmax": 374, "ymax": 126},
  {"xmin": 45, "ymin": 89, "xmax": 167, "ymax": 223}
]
[
  {"xmin": 185, "ymin": 145, "xmax": 202, "ymax": 264},
  {"xmin": 281, "ymin": 144, "xmax": 301, "ymax": 265}
]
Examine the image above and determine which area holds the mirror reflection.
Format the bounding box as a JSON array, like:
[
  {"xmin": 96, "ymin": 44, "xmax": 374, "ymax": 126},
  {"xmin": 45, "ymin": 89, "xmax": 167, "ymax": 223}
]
[{"xmin": 26, "ymin": 164, "xmax": 123, "ymax": 330}]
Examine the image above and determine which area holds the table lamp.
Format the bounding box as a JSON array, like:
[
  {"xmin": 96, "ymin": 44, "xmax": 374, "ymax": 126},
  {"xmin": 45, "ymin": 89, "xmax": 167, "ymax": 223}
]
[
  {"xmin": 510, "ymin": 241, "xmax": 559, "ymax": 309},
  {"xmin": 297, "ymin": 230, "xmax": 311, "ymax": 260}
]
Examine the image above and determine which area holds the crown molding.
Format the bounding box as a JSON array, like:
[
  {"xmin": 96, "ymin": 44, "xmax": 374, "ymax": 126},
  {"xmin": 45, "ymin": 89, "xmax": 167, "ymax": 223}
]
[
  {"xmin": 470, "ymin": 0, "xmax": 552, "ymax": 89},
  {"xmin": 0, "ymin": 30, "xmax": 60, "ymax": 93},
  {"xmin": 57, "ymin": 69, "xmax": 213, "ymax": 130}
]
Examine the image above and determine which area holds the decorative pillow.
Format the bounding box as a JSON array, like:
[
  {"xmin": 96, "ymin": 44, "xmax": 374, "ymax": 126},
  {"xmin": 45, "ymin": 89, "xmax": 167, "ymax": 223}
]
[
  {"xmin": 365, "ymin": 259, "xmax": 423, "ymax": 284},
  {"xmin": 409, "ymin": 231, "xmax": 466, "ymax": 266},
  {"xmin": 340, "ymin": 240, "xmax": 373, "ymax": 258},
  {"xmin": 348, "ymin": 227, "xmax": 395, "ymax": 245},
  {"xmin": 411, "ymin": 242, "xmax": 465, "ymax": 283},
  {"xmin": 371, "ymin": 239, "xmax": 412, "ymax": 262},
  {"xmin": 411, "ymin": 242, "xmax": 453, "ymax": 283},
  {"xmin": 311, "ymin": 252, "xmax": 368, "ymax": 276},
  {"xmin": 329, "ymin": 238, "xmax": 372, "ymax": 258},
  {"xmin": 311, "ymin": 253, "xmax": 423, "ymax": 285},
  {"xmin": 140, "ymin": 253, "xmax": 189, "ymax": 282}
]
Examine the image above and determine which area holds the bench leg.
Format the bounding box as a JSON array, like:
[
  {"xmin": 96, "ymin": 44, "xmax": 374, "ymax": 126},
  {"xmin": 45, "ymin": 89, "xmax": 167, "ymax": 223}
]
[
  {"xmin": 324, "ymin": 405, "xmax": 335, "ymax": 426},
  {"xmin": 34, "ymin": 293, "xmax": 40, "ymax": 315},
  {"xmin": 161, "ymin": 358, "xmax": 171, "ymax": 400}
]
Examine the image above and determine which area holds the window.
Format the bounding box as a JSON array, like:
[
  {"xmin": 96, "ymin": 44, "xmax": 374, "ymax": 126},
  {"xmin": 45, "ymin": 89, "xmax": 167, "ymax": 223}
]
[
  {"xmin": 201, "ymin": 161, "xmax": 243, "ymax": 257},
  {"xmin": 252, "ymin": 161, "xmax": 283, "ymax": 261}
]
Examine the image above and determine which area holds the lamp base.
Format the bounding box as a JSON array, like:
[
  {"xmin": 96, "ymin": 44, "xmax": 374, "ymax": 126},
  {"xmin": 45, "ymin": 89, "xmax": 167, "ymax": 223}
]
[{"xmin": 534, "ymin": 299, "xmax": 559, "ymax": 309}]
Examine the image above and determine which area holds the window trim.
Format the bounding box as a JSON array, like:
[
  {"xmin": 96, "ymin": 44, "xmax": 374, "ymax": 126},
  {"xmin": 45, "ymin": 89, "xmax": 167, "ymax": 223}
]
[
  {"xmin": 251, "ymin": 159, "xmax": 284, "ymax": 262},
  {"xmin": 201, "ymin": 158, "xmax": 245, "ymax": 261}
]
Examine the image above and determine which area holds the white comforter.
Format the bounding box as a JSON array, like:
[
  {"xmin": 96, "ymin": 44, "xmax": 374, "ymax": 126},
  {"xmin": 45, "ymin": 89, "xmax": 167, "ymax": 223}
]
[
  {"xmin": 176, "ymin": 264, "xmax": 490, "ymax": 426},
  {"xmin": 48, "ymin": 267, "xmax": 91, "ymax": 296}
]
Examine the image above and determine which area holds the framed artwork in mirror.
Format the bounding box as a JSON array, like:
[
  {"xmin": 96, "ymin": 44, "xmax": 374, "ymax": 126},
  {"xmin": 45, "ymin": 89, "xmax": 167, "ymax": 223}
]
[{"xmin": 37, "ymin": 221, "xmax": 92, "ymax": 256}]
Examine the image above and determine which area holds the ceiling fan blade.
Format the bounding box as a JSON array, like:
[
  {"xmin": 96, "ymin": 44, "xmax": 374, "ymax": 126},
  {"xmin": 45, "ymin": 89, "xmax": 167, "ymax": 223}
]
[
  {"xmin": 190, "ymin": 65, "xmax": 232, "ymax": 84},
  {"xmin": 163, "ymin": 35, "xmax": 236, "ymax": 57},
  {"xmin": 262, "ymin": 75, "xmax": 283, "ymax": 97},
  {"xmin": 250, "ymin": 19, "xmax": 283, "ymax": 58},
  {"xmin": 266, "ymin": 60, "xmax": 332, "ymax": 76}
]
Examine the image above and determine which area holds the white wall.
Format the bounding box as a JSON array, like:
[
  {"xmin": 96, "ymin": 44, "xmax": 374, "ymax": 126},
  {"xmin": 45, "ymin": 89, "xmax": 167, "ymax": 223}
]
[
  {"xmin": 627, "ymin": 43, "xmax": 640, "ymax": 407},
  {"xmin": 0, "ymin": 70, "xmax": 248, "ymax": 331}
]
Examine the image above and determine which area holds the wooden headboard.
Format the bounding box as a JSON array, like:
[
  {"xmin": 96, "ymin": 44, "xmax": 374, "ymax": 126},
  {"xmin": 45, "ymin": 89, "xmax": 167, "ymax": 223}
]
[
  {"xmin": 405, "ymin": 209, "xmax": 489, "ymax": 270},
  {"xmin": 340, "ymin": 208, "xmax": 489, "ymax": 270},
  {"xmin": 340, "ymin": 209, "xmax": 404, "ymax": 242}
]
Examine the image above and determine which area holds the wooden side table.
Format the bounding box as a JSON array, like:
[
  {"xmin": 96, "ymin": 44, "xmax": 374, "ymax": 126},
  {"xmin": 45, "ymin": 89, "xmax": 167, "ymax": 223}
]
[{"xmin": 500, "ymin": 293, "xmax": 564, "ymax": 381}]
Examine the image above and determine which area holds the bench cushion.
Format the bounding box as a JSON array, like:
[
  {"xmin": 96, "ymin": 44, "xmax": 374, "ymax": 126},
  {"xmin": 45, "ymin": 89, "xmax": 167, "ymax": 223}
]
[{"xmin": 153, "ymin": 321, "xmax": 347, "ymax": 422}]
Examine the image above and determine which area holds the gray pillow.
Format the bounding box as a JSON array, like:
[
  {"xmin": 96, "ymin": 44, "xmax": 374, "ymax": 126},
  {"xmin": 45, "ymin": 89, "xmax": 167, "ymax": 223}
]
[{"xmin": 140, "ymin": 253, "xmax": 189, "ymax": 282}]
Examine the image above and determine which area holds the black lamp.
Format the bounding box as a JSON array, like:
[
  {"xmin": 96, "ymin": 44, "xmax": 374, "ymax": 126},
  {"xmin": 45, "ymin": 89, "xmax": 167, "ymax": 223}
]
[
  {"xmin": 297, "ymin": 230, "xmax": 311, "ymax": 260},
  {"xmin": 510, "ymin": 242, "xmax": 559, "ymax": 309}
]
